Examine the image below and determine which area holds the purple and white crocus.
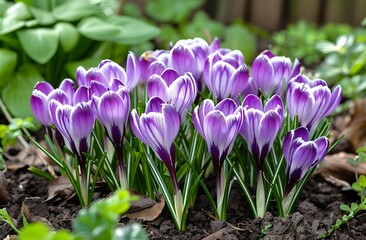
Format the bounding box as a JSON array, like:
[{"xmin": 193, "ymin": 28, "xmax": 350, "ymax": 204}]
[
  {"xmin": 93, "ymin": 87, "xmax": 130, "ymax": 188},
  {"xmin": 203, "ymin": 49, "xmax": 249, "ymax": 101},
  {"xmin": 251, "ymin": 50, "xmax": 300, "ymax": 96},
  {"xmin": 192, "ymin": 98, "xmax": 243, "ymax": 219},
  {"xmin": 147, "ymin": 69, "xmax": 197, "ymax": 121},
  {"xmin": 240, "ymin": 94, "xmax": 284, "ymax": 170},
  {"xmin": 283, "ymin": 127, "xmax": 329, "ymax": 195},
  {"xmin": 286, "ymin": 74, "xmax": 342, "ymax": 133},
  {"xmin": 130, "ymin": 97, "xmax": 181, "ymax": 192}
]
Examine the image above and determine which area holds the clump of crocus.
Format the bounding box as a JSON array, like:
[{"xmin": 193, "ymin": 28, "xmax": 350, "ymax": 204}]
[
  {"xmin": 286, "ymin": 74, "xmax": 342, "ymax": 133},
  {"xmin": 192, "ymin": 98, "xmax": 243, "ymax": 220},
  {"xmin": 251, "ymin": 50, "xmax": 300, "ymax": 96},
  {"xmin": 77, "ymin": 54, "xmax": 140, "ymax": 92},
  {"xmin": 203, "ymin": 49, "xmax": 249, "ymax": 101},
  {"xmin": 282, "ymin": 127, "xmax": 329, "ymax": 214},
  {"xmin": 147, "ymin": 68, "xmax": 197, "ymax": 121},
  {"xmin": 240, "ymin": 94, "xmax": 284, "ymax": 217}
]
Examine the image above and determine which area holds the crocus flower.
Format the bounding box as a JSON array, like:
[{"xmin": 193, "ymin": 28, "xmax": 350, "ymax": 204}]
[
  {"xmin": 251, "ymin": 50, "xmax": 300, "ymax": 96},
  {"xmin": 203, "ymin": 49, "xmax": 249, "ymax": 101},
  {"xmin": 130, "ymin": 97, "xmax": 180, "ymax": 192},
  {"xmin": 76, "ymin": 54, "xmax": 140, "ymax": 92},
  {"xmin": 147, "ymin": 69, "xmax": 197, "ymax": 121},
  {"xmin": 31, "ymin": 79, "xmax": 75, "ymax": 126},
  {"xmin": 139, "ymin": 50, "xmax": 170, "ymax": 82},
  {"xmin": 49, "ymin": 100, "xmax": 95, "ymax": 158},
  {"xmin": 93, "ymin": 88, "xmax": 130, "ymax": 148},
  {"xmin": 286, "ymin": 74, "xmax": 342, "ymax": 133},
  {"xmin": 240, "ymin": 94, "xmax": 284, "ymax": 170},
  {"xmin": 283, "ymin": 127, "xmax": 329, "ymax": 195},
  {"xmin": 192, "ymin": 98, "xmax": 243, "ymax": 218}
]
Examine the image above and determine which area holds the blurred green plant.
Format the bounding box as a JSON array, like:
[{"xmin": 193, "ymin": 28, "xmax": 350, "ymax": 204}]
[
  {"xmin": 271, "ymin": 21, "xmax": 352, "ymax": 66},
  {"xmin": 0, "ymin": 117, "xmax": 34, "ymax": 147},
  {"xmin": 122, "ymin": 0, "xmax": 258, "ymax": 63},
  {"xmin": 0, "ymin": 0, "xmax": 159, "ymax": 120},
  {"xmin": 316, "ymin": 28, "xmax": 366, "ymax": 101},
  {"xmin": 1, "ymin": 189, "xmax": 147, "ymax": 240},
  {"xmin": 320, "ymin": 146, "xmax": 366, "ymax": 238}
]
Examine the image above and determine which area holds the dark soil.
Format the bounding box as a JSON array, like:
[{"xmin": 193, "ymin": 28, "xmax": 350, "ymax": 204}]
[{"xmin": 1, "ymin": 168, "xmax": 366, "ymax": 240}]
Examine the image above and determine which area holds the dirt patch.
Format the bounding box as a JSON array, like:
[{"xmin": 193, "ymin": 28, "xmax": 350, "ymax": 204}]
[{"xmin": 1, "ymin": 170, "xmax": 366, "ymax": 239}]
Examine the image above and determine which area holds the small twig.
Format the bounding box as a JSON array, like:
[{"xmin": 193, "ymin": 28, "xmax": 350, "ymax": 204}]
[{"xmin": 0, "ymin": 97, "xmax": 29, "ymax": 148}]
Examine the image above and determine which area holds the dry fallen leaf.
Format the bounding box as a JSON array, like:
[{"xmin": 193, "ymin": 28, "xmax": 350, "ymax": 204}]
[
  {"xmin": 46, "ymin": 175, "xmax": 74, "ymax": 202},
  {"xmin": 342, "ymin": 98, "xmax": 366, "ymax": 151},
  {"xmin": 202, "ymin": 227, "xmax": 233, "ymax": 240},
  {"xmin": 0, "ymin": 171, "xmax": 8, "ymax": 205},
  {"xmin": 124, "ymin": 192, "xmax": 165, "ymax": 221},
  {"xmin": 316, "ymin": 152, "xmax": 366, "ymax": 183}
]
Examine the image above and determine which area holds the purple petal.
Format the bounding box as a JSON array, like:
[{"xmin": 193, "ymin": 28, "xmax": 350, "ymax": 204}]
[
  {"xmin": 229, "ymin": 64, "xmax": 249, "ymax": 99},
  {"xmin": 252, "ymin": 55, "xmax": 274, "ymax": 95},
  {"xmin": 34, "ymin": 81, "xmax": 53, "ymax": 94},
  {"xmin": 162, "ymin": 104, "xmax": 180, "ymax": 145},
  {"xmin": 59, "ymin": 79, "xmax": 75, "ymax": 100},
  {"xmin": 99, "ymin": 59, "xmax": 127, "ymax": 87},
  {"xmin": 126, "ymin": 52, "xmax": 141, "ymax": 91},
  {"xmin": 145, "ymin": 96, "xmax": 165, "ymax": 114},
  {"xmin": 209, "ymin": 38, "xmax": 221, "ymax": 53},
  {"xmin": 147, "ymin": 74, "xmax": 170, "ymax": 102},
  {"xmin": 31, "ymin": 91, "xmax": 50, "ymax": 126},
  {"xmin": 242, "ymin": 94, "xmax": 263, "ymax": 110},
  {"xmin": 171, "ymin": 43, "xmax": 196, "ymax": 76},
  {"xmin": 215, "ymin": 98, "xmax": 239, "ymax": 116},
  {"xmin": 74, "ymin": 86, "xmax": 91, "ymax": 104},
  {"xmin": 161, "ymin": 68, "xmax": 179, "ymax": 86}
]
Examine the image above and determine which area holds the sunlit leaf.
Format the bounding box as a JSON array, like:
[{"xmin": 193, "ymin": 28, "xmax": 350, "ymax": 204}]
[
  {"xmin": 54, "ymin": 22, "xmax": 79, "ymax": 52},
  {"xmin": 29, "ymin": 7, "xmax": 55, "ymax": 25},
  {"xmin": 0, "ymin": 17, "xmax": 25, "ymax": 34},
  {"xmin": 17, "ymin": 28, "xmax": 59, "ymax": 64},
  {"xmin": 77, "ymin": 16, "xmax": 122, "ymax": 41},
  {"xmin": 114, "ymin": 224, "xmax": 148, "ymax": 240},
  {"xmin": 4, "ymin": 2, "xmax": 31, "ymax": 20},
  {"xmin": 52, "ymin": 1, "xmax": 98, "ymax": 22}
]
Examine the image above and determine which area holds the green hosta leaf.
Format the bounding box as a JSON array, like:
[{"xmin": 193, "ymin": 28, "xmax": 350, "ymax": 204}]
[
  {"xmin": 4, "ymin": 2, "xmax": 32, "ymax": 20},
  {"xmin": 29, "ymin": 7, "xmax": 55, "ymax": 25},
  {"xmin": 105, "ymin": 16, "xmax": 160, "ymax": 44},
  {"xmin": 222, "ymin": 24, "xmax": 257, "ymax": 63},
  {"xmin": 0, "ymin": 48, "xmax": 17, "ymax": 86},
  {"xmin": 182, "ymin": 11, "xmax": 224, "ymax": 40},
  {"xmin": 0, "ymin": 17, "xmax": 26, "ymax": 34},
  {"xmin": 114, "ymin": 224, "xmax": 148, "ymax": 240},
  {"xmin": 78, "ymin": 16, "xmax": 159, "ymax": 44},
  {"xmin": 146, "ymin": 0, "xmax": 204, "ymax": 23},
  {"xmin": 78, "ymin": 16, "xmax": 122, "ymax": 41},
  {"xmin": 52, "ymin": 1, "xmax": 98, "ymax": 22},
  {"xmin": 17, "ymin": 28, "xmax": 59, "ymax": 64},
  {"xmin": 54, "ymin": 22, "xmax": 79, "ymax": 52},
  {"xmin": 2, "ymin": 64, "xmax": 44, "ymax": 119}
]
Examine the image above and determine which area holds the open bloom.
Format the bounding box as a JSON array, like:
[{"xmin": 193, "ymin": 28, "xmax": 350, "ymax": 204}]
[
  {"xmin": 203, "ymin": 49, "xmax": 249, "ymax": 101},
  {"xmin": 147, "ymin": 69, "xmax": 197, "ymax": 121},
  {"xmin": 49, "ymin": 100, "xmax": 95, "ymax": 157},
  {"xmin": 251, "ymin": 50, "xmax": 300, "ymax": 96},
  {"xmin": 283, "ymin": 127, "xmax": 329, "ymax": 195},
  {"xmin": 193, "ymin": 98, "xmax": 243, "ymax": 171},
  {"xmin": 130, "ymin": 97, "xmax": 180, "ymax": 192},
  {"xmin": 240, "ymin": 94, "xmax": 284, "ymax": 170},
  {"xmin": 93, "ymin": 87, "xmax": 130, "ymax": 147},
  {"xmin": 77, "ymin": 53, "xmax": 140, "ymax": 92},
  {"xmin": 139, "ymin": 50, "xmax": 170, "ymax": 82},
  {"xmin": 31, "ymin": 79, "xmax": 75, "ymax": 126},
  {"xmin": 286, "ymin": 74, "xmax": 342, "ymax": 133}
]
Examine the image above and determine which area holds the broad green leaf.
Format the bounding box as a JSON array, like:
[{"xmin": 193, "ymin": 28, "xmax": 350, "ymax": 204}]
[
  {"xmin": 17, "ymin": 28, "xmax": 59, "ymax": 64},
  {"xmin": 0, "ymin": 48, "xmax": 17, "ymax": 86},
  {"xmin": 182, "ymin": 11, "xmax": 224, "ymax": 40},
  {"xmin": 29, "ymin": 6, "xmax": 55, "ymax": 25},
  {"xmin": 222, "ymin": 24, "xmax": 257, "ymax": 63},
  {"xmin": 54, "ymin": 22, "xmax": 79, "ymax": 52},
  {"xmin": 77, "ymin": 16, "xmax": 122, "ymax": 42},
  {"xmin": 2, "ymin": 64, "xmax": 44, "ymax": 119},
  {"xmin": 52, "ymin": 1, "xmax": 98, "ymax": 22},
  {"xmin": 359, "ymin": 175, "xmax": 366, "ymax": 187},
  {"xmin": 4, "ymin": 2, "xmax": 31, "ymax": 20},
  {"xmin": 105, "ymin": 16, "xmax": 160, "ymax": 44},
  {"xmin": 146, "ymin": 0, "xmax": 204, "ymax": 23},
  {"xmin": 114, "ymin": 224, "xmax": 148, "ymax": 240},
  {"xmin": 0, "ymin": 17, "xmax": 25, "ymax": 34},
  {"xmin": 52, "ymin": 230, "xmax": 73, "ymax": 240},
  {"xmin": 315, "ymin": 41, "xmax": 337, "ymax": 54}
]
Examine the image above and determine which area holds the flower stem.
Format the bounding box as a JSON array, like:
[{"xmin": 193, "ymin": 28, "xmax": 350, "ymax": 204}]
[
  {"xmin": 116, "ymin": 144, "xmax": 127, "ymax": 189},
  {"xmin": 78, "ymin": 155, "xmax": 89, "ymax": 206},
  {"xmin": 256, "ymin": 170, "xmax": 266, "ymax": 218}
]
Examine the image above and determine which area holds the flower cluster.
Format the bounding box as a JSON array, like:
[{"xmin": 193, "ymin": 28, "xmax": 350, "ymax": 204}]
[{"xmin": 31, "ymin": 37, "xmax": 342, "ymax": 229}]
